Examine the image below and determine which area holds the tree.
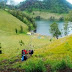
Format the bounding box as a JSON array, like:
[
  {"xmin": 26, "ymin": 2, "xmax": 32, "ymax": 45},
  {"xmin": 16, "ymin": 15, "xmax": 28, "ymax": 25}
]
[
  {"xmin": 50, "ymin": 22, "xmax": 61, "ymax": 39},
  {"xmin": 18, "ymin": 0, "xmax": 72, "ymax": 13},
  {"xmin": 0, "ymin": 43, "xmax": 2, "ymax": 54},
  {"xmin": 64, "ymin": 21, "xmax": 68, "ymax": 36},
  {"xmin": 8, "ymin": 10, "xmax": 36, "ymax": 31},
  {"xmin": 15, "ymin": 28, "xmax": 18, "ymax": 34},
  {"xmin": 20, "ymin": 26, "xmax": 23, "ymax": 33},
  {"xmin": 65, "ymin": 11, "xmax": 72, "ymax": 22}
]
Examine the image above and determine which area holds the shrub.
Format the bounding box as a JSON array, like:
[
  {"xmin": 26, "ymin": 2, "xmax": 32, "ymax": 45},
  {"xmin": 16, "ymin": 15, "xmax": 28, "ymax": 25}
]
[
  {"xmin": 8, "ymin": 10, "xmax": 36, "ymax": 31},
  {"xmin": 64, "ymin": 42, "xmax": 71, "ymax": 51},
  {"xmin": 0, "ymin": 50, "xmax": 2, "ymax": 54},
  {"xmin": 20, "ymin": 26, "xmax": 23, "ymax": 33},
  {"xmin": 22, "ymin": 58, "xmax": 46, "ymax": 72},
  {"xmin": 19, "ymin": 40, "xmax": 24, "ymax": 46},
  {"xmin": 35, "ymin": 16, "xmax": 41, "ymax": 20},
  {"xmin": 0, "ymin": 43, "xmax": 2, "ymax": 49},
  {"xmin": 59, "ymin": 17, "xmax": 64, "ymax": 21},
  {"xmin": 49, "ymin": 16, "xmax": 55, "ymax": 21},
  {"xmin": 51, "ymin": 60, "xmax": 67, "ymax": 72},
  {"xmin": 15, "ymin": 28, "xmax": 18, "ymax": 34},
  {"xmin": 45, "ymin": 59, "xmax": 71, "ymax": 72}
]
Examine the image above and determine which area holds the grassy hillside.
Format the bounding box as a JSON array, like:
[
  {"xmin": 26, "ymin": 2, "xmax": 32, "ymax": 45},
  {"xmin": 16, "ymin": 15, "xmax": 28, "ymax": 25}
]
[
  {"xmin": 0, "ymin": 34, "xmax": 52, "ymax": 60},
  {"xmin": 0, "ymin": 9, "xmax": 72, "ymax": 72},
  {"xmin": 25, "ymin": 11, "xmax": 66, "ymax": 21},
  {"xmin": 0, "ymin": 34, "xmax": 72, "ymax": 71},
  {"xmin": 0, "ymin": 10, "xmax": 28, "ymax": 35},
  {"xmin": 18, "ymin": 0, "xmax": 72, "ymax": 13}
]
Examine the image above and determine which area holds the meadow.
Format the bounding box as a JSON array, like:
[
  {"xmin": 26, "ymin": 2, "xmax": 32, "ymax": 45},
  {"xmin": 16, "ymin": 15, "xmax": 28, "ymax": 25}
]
[
  {"xmin": 0, "ymin": 9, "xmax": 28, "ymax": 35},
  {"xmin": 0, "ymin": 10, "xmax": 72, "ymax": 72},
  {"xmin": 0, "ymin": 34, "xmax": 72, "ymax": 72}
]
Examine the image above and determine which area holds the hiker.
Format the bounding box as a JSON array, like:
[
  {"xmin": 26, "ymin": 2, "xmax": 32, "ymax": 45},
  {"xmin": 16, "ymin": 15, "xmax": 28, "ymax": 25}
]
[
  {"xmin": 29, "ymin": 50, "xmax": 34, "ymax": 56},
  {"xmin": 21, "ymin": 49, "xmax": 28, "ymax": 61}
]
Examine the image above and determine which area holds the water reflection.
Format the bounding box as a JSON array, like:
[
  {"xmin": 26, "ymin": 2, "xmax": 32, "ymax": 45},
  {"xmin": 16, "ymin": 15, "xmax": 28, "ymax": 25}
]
[{"xmin": 35, "ymin": 20, "xmax": 72, "ymax": 37}]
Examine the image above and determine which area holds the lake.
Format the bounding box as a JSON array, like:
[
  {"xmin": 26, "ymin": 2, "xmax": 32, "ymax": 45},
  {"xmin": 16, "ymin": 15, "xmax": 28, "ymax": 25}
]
[{"xmin": 35, "ymin": 20, "xmax": 72, "ymax": 37}]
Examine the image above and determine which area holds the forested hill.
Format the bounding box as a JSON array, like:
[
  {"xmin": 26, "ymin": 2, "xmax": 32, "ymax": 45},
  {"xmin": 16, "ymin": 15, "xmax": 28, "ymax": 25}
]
[{"xmin": 18, "ymin": 0, "xmax": 72, "ymax": 13}]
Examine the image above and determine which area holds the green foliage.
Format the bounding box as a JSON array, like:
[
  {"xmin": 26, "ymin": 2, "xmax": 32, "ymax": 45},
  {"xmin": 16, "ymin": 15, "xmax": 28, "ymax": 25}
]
[
  {"xmin": 49, "ymin": 16, "xmax": 55, "ymax": 21},
  {"xmin": 45, "ymin": 59, "xmax": 72, "ymax": 72},
  {"xmin": 35, "ymin": 16, "xmax": 41, "ymax": 20},
  {"xmin": 18, "ymin": 0, "xmax": 72, "ymax": 13},
  {"xmin": 0, "ymin": 50, "xmax": 2, "ymax": 54},
  {"xmin": 19, "ymin": 40, "xmax": 24, "ymax": 46},
  {"xmin": 0, "ymin": 1, "xmax": 6, "ymax": 9},
  {"xmin": 20, "ymin": 26, "xmax": 23, "ymax": 33},
  {"xmin": 50, "ymin": 22, "xmax": 61, "ymax": 39},
  {"xmin": 0, "ymin": 43, "xmax": 2, "ymax": 54},
  {"xmin": 65, "ymin": 10, "xmax": 72, "ymax": 22},
  {"xmin": 64, "ymin": 42, "xmax": 71, "ymax": 51},
  {"xmin": 0, "ymin": 10, "xmax": 28, "ymax": 34},
  {"xmin": 8, "ymin": 10, "xmax": 36, "ymax": 31},
  {"xmin": 22, "ymin": 59, "xmax": 46, "ymax": 72},
  {"xmin": 15, "ymin": 28, "xmax": 18, "ymax": 34},
  {"xmin": 59, "ymin": 17, "xmax": 64, "ymax": 21},
  {"xmin": 64, "ymin": 21, "xmax": 68, "ymax": 36},
  {"xmin": 55, "ymin": 60, "xmax": 66, "ymax": 70},
  {"xmin": 0, "ymin": 43, "xmax": 2, "ymax": 49}
]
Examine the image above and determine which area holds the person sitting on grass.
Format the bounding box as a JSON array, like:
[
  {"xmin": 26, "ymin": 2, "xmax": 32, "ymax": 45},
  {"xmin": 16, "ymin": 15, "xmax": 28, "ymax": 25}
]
[
  {"xmin": 21, "ymin": 49, "xmax": 28, "ymax": 61},
  {"xmin": 29, "ymin": 50, "xmax": 34, "ymax": 56}
]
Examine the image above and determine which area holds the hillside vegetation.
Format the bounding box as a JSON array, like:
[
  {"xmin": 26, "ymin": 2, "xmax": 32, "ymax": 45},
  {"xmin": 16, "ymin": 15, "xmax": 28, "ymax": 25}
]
[
  {"xmin": 0, "ymin": 33, "xmax": 72, "ymax": 71},
  {"xmin": 8, "ymin": 10, "xmax": 36, "ymax": 31},
  {"xmin": 18, "ymin": 0, "xmax": 72, "ymax": 13},
  {"xmin": 0, "ymin": 10, "xmax": 28, "ymax": 35},
  {"xmin": 27, "ymin": 11, "xmax": 65, "ymax": 20},
  {"xmin": 0, "ymin": 1, "xmax": 72, "ymax": 71}
]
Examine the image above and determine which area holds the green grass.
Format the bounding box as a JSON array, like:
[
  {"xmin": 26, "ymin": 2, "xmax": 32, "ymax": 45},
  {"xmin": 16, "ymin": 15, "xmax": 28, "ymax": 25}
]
[
  {"xmin": 0, "ymin": 9, "xmax": 72, "ymax": 72},
  {"xmin": 0, "ymin": 34, "xmax": 51, "ymax": 61},
  {"xmin": 1, "ymin": 34, "xmax": 72, "ymax": 72},
  {"xmin": 25, "ymin": 11, "xmax": 66, "ymax": 20},
  {"xmin": 0, "ymin": 9, "xmax": 28, "ymax": 35}
]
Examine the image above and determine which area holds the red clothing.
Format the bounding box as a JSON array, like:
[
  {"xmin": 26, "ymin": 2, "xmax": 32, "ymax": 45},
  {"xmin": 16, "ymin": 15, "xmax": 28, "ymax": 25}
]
[{"xmin": 23, "ymin": 50, "xmax": 28, "ymax": 54}]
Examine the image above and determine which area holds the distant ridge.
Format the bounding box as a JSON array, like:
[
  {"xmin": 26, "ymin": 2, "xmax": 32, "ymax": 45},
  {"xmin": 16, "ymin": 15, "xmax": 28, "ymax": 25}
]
[{"xmin": 18, "ymin": 0, "xmax": 72, "ymax": 13}]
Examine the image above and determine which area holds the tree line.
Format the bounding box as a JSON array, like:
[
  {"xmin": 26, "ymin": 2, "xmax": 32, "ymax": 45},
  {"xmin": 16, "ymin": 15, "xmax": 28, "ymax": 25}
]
[
  {"xmin": 18, "ymin": 0, "xmax": 72, "ymax": 13},
  {"xmin": 8, "ymin": 10, "xmax": 36, "ymax": 31}
]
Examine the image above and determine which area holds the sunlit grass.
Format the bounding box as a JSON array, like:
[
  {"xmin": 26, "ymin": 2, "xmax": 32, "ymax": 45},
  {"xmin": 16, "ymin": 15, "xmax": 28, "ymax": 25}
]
[
  {"xmin": 0, "ymin": 34, "xmax": 51, "ymax": 61},
  {"xmin": 0, "ymin": 9, "xmax": 72, "ymax": 71},
  {"xmin": 0, "ymin": 10, "xmax": 28, "ymax": 35}
]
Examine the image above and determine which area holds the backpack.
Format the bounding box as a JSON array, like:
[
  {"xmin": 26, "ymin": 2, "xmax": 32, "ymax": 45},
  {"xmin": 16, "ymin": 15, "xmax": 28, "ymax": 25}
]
[{"xmin": 21, "ymin": 56, "xmax": 24, "ymax": 61}]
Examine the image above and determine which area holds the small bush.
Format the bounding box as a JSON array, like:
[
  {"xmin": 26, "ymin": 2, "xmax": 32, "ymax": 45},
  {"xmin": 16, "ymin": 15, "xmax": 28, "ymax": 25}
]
[
  {"xmin": 0, "ymin": 43, "xmax": 1, "ymax": 48},
  {"xmin": 15, "ymin": 28, "xmax": 18, "ymax": 34},
  {"xmin": 52, "ymin": 60, "xmax": 67, "ymax": 71},
  {"xmin": 19, "ymin": 40, "xmax": 24, "ymax": 46},
  {"xmin": 22, "ymin": 58, "xmax": 46, "ymax": 72},
  {"xmin": 20, "ymin": 26, "xmax": 23, "ymax": 33},
  {"xmin": 49, "ymin": 16, "xmax": 55, "ymax": 21},
  {"xmin": 64, "ymin": 42, "xmax": 71, "ymax": 51},
  {"xmin": 0, "ymin": 50, "xmax": 2, "ymax": 54},
  {"xmin": 59, "ymin": 17, "xmax": 64, "ymax": 21},
  {"xmin": 35, "ymin": 16, "xmax": 41, "ymax": 20}
]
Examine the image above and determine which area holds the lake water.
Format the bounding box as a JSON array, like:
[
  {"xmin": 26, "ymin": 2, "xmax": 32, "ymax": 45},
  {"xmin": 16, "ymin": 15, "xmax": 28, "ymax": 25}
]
[{"xmin": 35, "ymin": 20, "xmax": 72, "ymax": 37}]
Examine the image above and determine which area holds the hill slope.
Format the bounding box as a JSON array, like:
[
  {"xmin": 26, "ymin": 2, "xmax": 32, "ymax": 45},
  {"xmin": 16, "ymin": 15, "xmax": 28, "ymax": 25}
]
[
  {"xmin": 0, "ymin": 34, "xmax": 72, "ymax": 71},
  {"xmin": 18, "ymin": 0, "xmax": 72, "ymax": 13},
  {"xmin": 0, "ymin": 10, "xmax": 28, "ymax": 35}
]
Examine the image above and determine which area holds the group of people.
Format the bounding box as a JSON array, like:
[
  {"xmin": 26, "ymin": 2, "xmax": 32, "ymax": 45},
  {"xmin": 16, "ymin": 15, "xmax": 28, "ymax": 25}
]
[{"xmin": 21, "ymin": 49, "xmax": 34, "ymax": 61}]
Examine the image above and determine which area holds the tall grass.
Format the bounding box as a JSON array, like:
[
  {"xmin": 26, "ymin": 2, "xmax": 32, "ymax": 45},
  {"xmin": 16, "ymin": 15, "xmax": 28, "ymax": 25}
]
[{"xmin": 21, "ymin": 58, "xmax": 46, "ymax": 72}]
